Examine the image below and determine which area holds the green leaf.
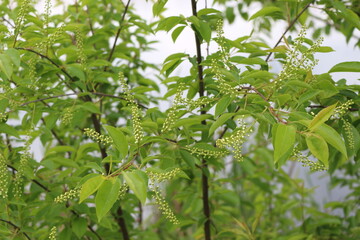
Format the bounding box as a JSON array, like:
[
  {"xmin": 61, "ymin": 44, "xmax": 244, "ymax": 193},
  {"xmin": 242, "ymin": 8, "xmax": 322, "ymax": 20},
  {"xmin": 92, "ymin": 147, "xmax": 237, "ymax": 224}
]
[
  {"xmin": 225, "ymin": 7, "xmax": 235, "ymax": 24},
  {"xmin": 316, "ymin": 46, "xmax": 335, "ymax": 53},
  {"xmin": 5, "ymin": 49, "xmax": 20, "ymax": 68},
  {"xmin": 173, "ymin": 114, "xmax": 212, "ymax": 128},
  {"xmin": 333, "ymin": 1, "xmax": 360, "ymax": 30},
  {"xmin": 306, "ymin": 133, "xmax": 329, "ymax": 168},
  {"xmin": 209, "ymin": 113, "xmax": 236, "ymax": 136},
  {"xmin": 0, "ymin": 54, "xmax": 13, "ymax": 79},
  {"xmin": 123, "ymin": 170, "xmax": 148, "ymax": 204},
  {"xmin": 0, "ymin": 123, "xmax": 20, "ymax": 138},
  {"xmin": 79, "ymin": 175, "xmax": 105, "ymax": 203},
  {"xmin": 153, "ymin": 0, "xmax": 167, "ymax": 16},
  {"xmin": 95, "ymin": 178, "xmax": 121, "ymax": 221},
  {"xmin": 309, "ymin": 104, "xmax": 337, "ymax": 131},
  {"xmin": 67, "ymin": 64, "xmax": 85, "ymax": 81},
  {"xmin": 199, "ymin": 20, "xmax": 212, "ymax": 43},
  {"xmin": 329, "ymin": 61, "xmax": 360, "ymax": 73},
  {"xmin": 77, "ymin": 102, "xmax": 102, "ymax": 114},
  {"xmin": 249, "ymin": 7, "xmax": 282, "ymax": 20},
  {"xmin": 72, "ymin": 217, "xmax": 87, "ymax": 238},
  {"xmin": 298, "ymin": 120, "xmax": 347, "ymax": 159},
  {"xmin": 273, "ymin": 123, "xmax": 296, "ymax": 165},
  {"xmin": 171, "ymin": 26, "xmax": 186, "ymax": 42},
  {"xmin": 215, "ymin": 95, "xmax": 233, "ymax": 117},
  {"xmin": 104, "ymin": 125, "xmax": 128, "ymax": 158}
]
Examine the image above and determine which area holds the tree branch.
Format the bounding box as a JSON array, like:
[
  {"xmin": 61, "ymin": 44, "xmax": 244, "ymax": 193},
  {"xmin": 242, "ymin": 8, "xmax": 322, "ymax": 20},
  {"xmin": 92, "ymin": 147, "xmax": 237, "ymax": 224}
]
[
  {"xmin": 191, "ymin": 0, "xmax": 211, "ymax": 239},
  {"xmin": 0, "ymin": 219, "xmax": 31, "ymax": 240},
  {"xmin": 265, "ymin": 2, "xmax": 312, "ymax": 62}
]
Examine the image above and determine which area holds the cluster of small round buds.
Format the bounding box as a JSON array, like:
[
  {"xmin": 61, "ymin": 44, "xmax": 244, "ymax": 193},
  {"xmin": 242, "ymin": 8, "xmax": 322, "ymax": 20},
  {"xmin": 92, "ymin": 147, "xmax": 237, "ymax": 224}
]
[
  {"xmin": 75, "ymin": 28, "xmax": 87, "ymax": 70},
  {"xmin": 14, "ymin": 0, "xmax": 30, "ymax": 33},
  {"xmin": 44, "ymin": 0, "xmax": 52, "ymax": 33},
  {"xmin": 162, "ymin": 83, "xmax": 187, "ymax": 133},
  {"xmin": 54, "ymin": 187, "xmax": 80, "ymax": 203},
  {"xmin": 119, "ymin": 72, "xmax": 135, "ymax": 104},
  {"xmin": 0, "ymin": 112, "xmax": 7, "ymax": 122},
  {"xmin": 333, "ymin": 100, "xmax": 354, "ymax": 119},
  {"xmin": 216, "ymin": 121, "xmax": 252, "ymax": 161},
  {"xmin": 84, "ymin": 128, "xmax": 113, "ymax": 145},
  {"xmin": 13, "ymin": 149, "xmax": 30, "ymax": 198},
  {"xmin": 48, "ymin": 226, "xmax": 57, "ymax": 240},
  {"xmin": 36, "ymin": 24, "xmax": 65, "ymax": 54},
  {"xmin": 274, "ymin": 25, "xmax": 322, "ymax": 88},
  {"xmin": 131, "ymin": 105, "xmax": 144, "ymax": 144},
  {"xmin": 147, "ymin": 168, "xmax": 181, "ymax": 183},
  {"xmin": 0, "ymin": 154, "xmax": 9, "ymax": 199},
  {"xmin": 291, "ymin": 148, "xmax": 327, "ymax": 171},
  {"xmin": 118, "ymin": 183, "xmax": 129, "ymax": 200},
  {"xmin": 185, "ymin": 146, "xmax": 228, "ymax": 159},
  {"xmin": 188, "ymin": 97, "xmax": 214, "ymax": 111},
  {"xmin": 61, "ymin": 107, "xmax": 73, "ymax": 125},
  {"xmin": 343, "ymin": 119, "xmax": 354, "ymax": 150},
  {"xmin": 215, "ymin": 19, "xmax": 230, "ymax": 65},
  {"xmin": 153, "ymin": 186, "xmax": 179, "ymax": 224}
]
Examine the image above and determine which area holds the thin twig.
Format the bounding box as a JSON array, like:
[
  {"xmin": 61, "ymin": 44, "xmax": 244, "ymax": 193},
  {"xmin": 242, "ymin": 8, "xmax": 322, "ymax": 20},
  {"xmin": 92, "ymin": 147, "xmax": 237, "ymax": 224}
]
[
  {"xmin": 266, "ymin": 2, "xmax": 312, "ymax": 62},
  {"xmin": 106, "ymin": 0, "xmax": 131, "ymax": 65},
  {"xmin": 0, "ymin": 219, "xmax": 31, "ymax": 240}
]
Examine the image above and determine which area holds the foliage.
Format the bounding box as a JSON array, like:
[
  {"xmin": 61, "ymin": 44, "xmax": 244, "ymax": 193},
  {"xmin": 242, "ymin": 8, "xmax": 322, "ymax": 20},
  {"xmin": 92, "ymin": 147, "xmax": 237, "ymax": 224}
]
[{"xmin": 0, "ymin": 0, "xmax": 360, "ymax": 239}]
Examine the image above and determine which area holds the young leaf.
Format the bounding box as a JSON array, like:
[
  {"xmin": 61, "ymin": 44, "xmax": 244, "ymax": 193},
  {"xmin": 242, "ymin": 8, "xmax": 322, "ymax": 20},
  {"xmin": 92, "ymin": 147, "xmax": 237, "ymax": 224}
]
[
  {"xmin": 95, "ymin": 178, "xmax": 121, "ymax": 221},
  {"xmin": 0, "ymin": 54, "xmax": 13, "ymax": 79},
  {"xmin": 328, "ymin": 61, "xmax": 360, "ymax": 73},
  {"xmin": 171, "ymin": 26, "xmax": 186, "ymax": 42},
  {"xmin": 249, "ymin": 7, "xmax": 282, "ymax": 20},
  {"xmin": 215, "ymin": 95, "xmax": 233, "ymax": 117},
  {"xmin": 104, "ymin": 125, "xmax": 128, "ymax": 158},
  {"xmin": 309, "ymin": 104, "xmax": 337, "ymax": 131},
  {"xmin": 79, "ymin": 175, "xmax": 105, "ymax": 203},
  {"xmin": 72, "ymin": 217, "xmax": 87, "ymax": 238},
  {"xmin": 199, "ymin": 20, "xmax": 212, "ymax": 43},
  {"xmin": 273, "ymin": 123, "xmax": 296, "ymax": 165},
  {"xmin": 209, "ymin": 113, "xmax": 236, "ymax": 136},
  {"xmin": 306, "ymin": 133, "xmax": 329, "ymax": 168},
  {"xmin": 298, "ymin": 120, "xmax": 347, "ymax": 159},
  {"xmin": 123, "ymin": 170, "xmax": 148, "ymax": 205}
]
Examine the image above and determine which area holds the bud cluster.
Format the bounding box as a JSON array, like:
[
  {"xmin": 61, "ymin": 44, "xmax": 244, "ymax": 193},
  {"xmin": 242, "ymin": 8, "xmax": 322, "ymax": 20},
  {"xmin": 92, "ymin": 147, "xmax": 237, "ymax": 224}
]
[
  {"xmin": 274, "ymin": 26, "xmax": 323, "ymax": 87},
  {"xmin": 61, "ymin": 107, "xmax": 73, "ymax": 125},
  {"xmin": 291, "ymin": 148, "xmax": 327, "ymax": 171},
  {"xmin": 153, "ymin": 186, "xmax": 179, "ymax": 224},
  {"xmin": 76, "ymin": 28, "xmax": 87, "ymax": 70},
  {"xmin": 15, "ymin": 0, "xmax": 30, "ymax": 35},
  {"xmin": 48, "ymin": 226, "xmax": 57, "ymax": 240},
  {"xmin": 184, "ymin": 145, "xmax": 228, "ymax": 159},
  {"xmin": 333, "ymin": 100, "xmax": 354, "ymax": 119},
  {"xmin": 118, "ymin": 183, "xmax": 129, "ymax": 200},
  {"xmin": 119, "ymin": 72, "xmax": 144, "ymax": 144},
  {"xmin": 147, "ymin": 168, "xmax": 181, "ymax": 183},
  {"xmin": 216, "ymin": 120, "xmax": 252, "ymax": 161},
  {"xmin": 44, "ymin": 0, "xmax": 52, "ymax": 34},
  {"xmin": 13, "ymin": 143, "xmax": 31, "ymax": 198},
  {"xmin": 0, "ymin": 154, "xmax": 9, "ymax": 198},
  {"xmin": 343, "ymin": 119, "xmax": 354, "ymax": 150},
  {"xmin": 162, "ymin": 83, "xmax": 187, "ymax": 133},
  {"xmin": 54, "ymin": 187, "xmax": 80, "ymax": 203},
  {"xmin": 84, "ymin": 128, "xmax": 113, "ymax": 145}
]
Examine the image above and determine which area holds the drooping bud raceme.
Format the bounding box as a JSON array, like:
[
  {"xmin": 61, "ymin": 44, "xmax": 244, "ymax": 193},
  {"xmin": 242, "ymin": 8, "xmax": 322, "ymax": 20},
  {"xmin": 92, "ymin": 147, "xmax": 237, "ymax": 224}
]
[
  {"xmin": 84, "ymin": 128, "xmax": 113, "ymax": 145},
  {"xmin": 119, "ymin": 72, "xmax": 144, "ymax": 144},
  {"xmin": 54, "ymin": 187, "xmax": 80, "ymax": 203},
  {"xmin": 332, "ymin": 100, "xmax": 355, "ymax": 149},
  {"xmin": 291, "ymin": 148, "xmax": 327, "ymax": 171},
  {"xmin": 14, "ymin": 0, "xmax": 31, "ymax": 35},
  {"xmin": 147, "ymin": 168, "xmax": 181, "ymax": 224},
  {"xmin": 0, "ymin": 154, "xmax": 9, "ymax": 199},
  {"xmin": 216, "ymin": 120, "xmax": 252, "ymax": 161},
  {"xmin": 333, "ymin": 100, "xmax": 354, "ymax": 119}
]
